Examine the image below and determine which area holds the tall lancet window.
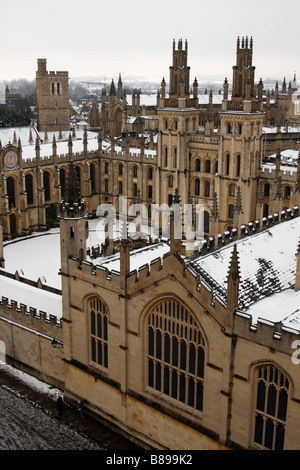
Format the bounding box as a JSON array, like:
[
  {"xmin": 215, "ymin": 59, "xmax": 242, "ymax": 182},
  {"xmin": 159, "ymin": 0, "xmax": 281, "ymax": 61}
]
[
  {"xmin": 253, "ymin": 364, "xmax": 289, "ymax": 450},
  {"xmin": 146, "ymin": 298, "xmax": 205, "ymax": 412},
  {"xmin": 90, "ymin": 296, "xmax": 108, "ymax": 369}
]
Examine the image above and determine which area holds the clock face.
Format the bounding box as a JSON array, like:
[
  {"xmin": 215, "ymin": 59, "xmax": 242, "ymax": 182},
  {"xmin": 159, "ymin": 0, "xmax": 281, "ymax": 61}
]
[{"xmin": 4, "ymin": 150, "xmax": 18, "ymax": 170}]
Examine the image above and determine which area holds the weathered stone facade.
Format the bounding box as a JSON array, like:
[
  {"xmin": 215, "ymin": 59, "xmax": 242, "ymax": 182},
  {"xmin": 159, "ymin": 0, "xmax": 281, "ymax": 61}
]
[{"xmin": 36, "ymin": 58, "xmax": 70, "ymax": 132}]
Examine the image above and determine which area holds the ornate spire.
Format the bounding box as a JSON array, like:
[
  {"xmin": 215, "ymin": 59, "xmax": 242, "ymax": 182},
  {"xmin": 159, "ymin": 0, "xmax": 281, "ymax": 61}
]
[
  {"xmin": 226, "ymin": 244, "xmax": 241, "ymax": 283},
  {"xmin": 274, "ymin": 175, "xmax": 283, "ymax": 200},
  {"xmin": 210, "ymin": 192, "xmax": 219, "ymax": 221},
  {"xmin": 109, "ymin": 79, "xmax": 116, "ymax": 96},
  {"xmin": 234, "ymin": 186, "xmax": 243, "ymax": 214},
  {"xmin": 256, "ymin": 179, "xmax": 264, "ymax": 206},
  {"xmin": 173, "ymin": 187, "xmax": 181, "ymax": 205},
  {"xmin": 226, "ymin": 244, "xmax": 241, "ymax": 320}
]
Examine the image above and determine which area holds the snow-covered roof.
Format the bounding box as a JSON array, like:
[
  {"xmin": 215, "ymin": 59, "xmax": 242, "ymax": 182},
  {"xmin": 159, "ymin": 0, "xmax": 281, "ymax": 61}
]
[
  {"xmin": 262, "ymin": 148, "xmax": 299, "ymax": 174},
  {"xmin": 125, "ymin": 94, "xmax": 157, "ymax": 107},
  {"xmin": 1, "ymin": 216, "xmax": 299, "ymax": 330},
  {"xmin": 0, "ymin": 126, "xmax": 101, "ymax": 162},
  {"xmin": 90, "ymin": 242, "xmax": 170, "ymax": 273},
  {"xmin": 0, "ymin": 275, "xmax": 62, "ymax": 318},
  {"xmin": 21, "ymin": 136, "xmax": 100, "ymax": 161},
  {"xmin": 263, "ymin": 126, "xmax": 300, "ymax": 134},
  {"xmin": 246, "ymin": 287, "xmax": 300, "ymax": 329},
  {"xmin": 190, "ymin": 216, "xmax": 300, "ymax": 329},
  {"xmin": 198, "ymin": 93, "xmax": 225, "ymax": 105}
]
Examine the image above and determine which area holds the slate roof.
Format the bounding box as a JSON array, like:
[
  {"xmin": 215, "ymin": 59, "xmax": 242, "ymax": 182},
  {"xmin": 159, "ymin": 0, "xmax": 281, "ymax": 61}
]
[{"xmin": 190, "ymin": 216, "xmax": 300, "ymax": 312}]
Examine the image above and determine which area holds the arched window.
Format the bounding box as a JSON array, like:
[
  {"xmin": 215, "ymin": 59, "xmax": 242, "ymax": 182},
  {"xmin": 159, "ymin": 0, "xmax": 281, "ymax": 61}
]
[
  {"xmin": 7, "ymin": 177, "xmax": 15, "ymax": 208},
  {"xmin": 195, "ymin": 178, "xmax": 200, "ymax": 196},
  {"xmin": 204, "ymin": 181, "xmax": 210, "ymax": 198},
  {"xmin": 89, "ymin": 296, "xmax": 108, "ymax": 368},
  {"xmin": 168, "ymin": 175, "xmax": 173, "ymax": 188},
  {"xmin": 228, "ymin": 203, "xmax": 234, "ymax": 219},
  {"xmin": 195, "ymin": 158, "xmax": 200, "ymax": 171},
  {"xmin": 164, "ymin": 148, "xmax": 168, "ymax": 167},
  {"xmin": 148, "ymin": 167, "xmax": 153, "ymax": 180},
  {"xmin": 25, "ymin": 173, "xmax": 34, "ymax": 205},
  {"xmin": 226, "ymin": 153, "xmax": 230, "ymax": 175},
  {"xmin": 204, "ymin": 211, "xmax": 210, "ymax": 233},
  {"xmin": 133, "ymin": 183, "xmax": 137, "ymax": 197},
  {"xmin": 43, "ymin": 171, "xmax": 51, "ymax": 201},
  {"xmin": 284, "ymin": 186, "xmax": 291, "ymax": 201},
  {"xmin": 146, "ymin": 298, "xmax": 205, "ymax": 412},
  {"xmin": 59, "ymin": 168, "xmax": 66, "ymax": 197},
  {"xmin": 253, "ymin": 364, "xmax": 289, "ymax": 450},
  {"xmin": 75, "ymin": 166, "xmax": 81, "ymax": 193},
  {"xmin": 205, "ymin": 159, "xmax": 211, "ymax": 173},
  {"xmin": 104, "ymin": 161, "xmax": 109, "ymax": 174},
  {"xmin": 229, "ymin": 183, "xmax": 236, "ymax": 197},
  {"xmin": 119, "ymin": 181, "xmax": 123, "ymax": 195},
  {"xmin": 148, "ymin": 185, "xmax": 153, "ymax": 200},
  {"xmin": 236, "ymin": 154, "xmax": 241, "ymax": 177},
  {"xmin": 133, "ymin": 165, "xmax": 138, "ymax": 178},
  {"xmin": 173, "ymin": 148, "xmax": 178, "ymax": 168},
  {"xmin": 264, "ymin": 183, "xmax": 270, "ymax": 198},
  {"xmin": 263, "ymin": 203, "xmax": 269, "ymax": 218},
  {"xmin": 90, "ymin": 163, "xmax": 96, "ymax": 193},
  {"xmin": 119, "ymin": 163, "xmax": 123, "ymax": 176}
]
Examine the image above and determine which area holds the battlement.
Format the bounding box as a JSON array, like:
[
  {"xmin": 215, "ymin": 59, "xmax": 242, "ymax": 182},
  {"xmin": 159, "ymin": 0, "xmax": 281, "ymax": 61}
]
[
  {"xmin": 102, "ymin": 148, "xmax": 157, "ymax": 163},
  {"xmin": 260, "ymin": 165, "xmax": 297, "ymax": 178},
  {"xmin": 36, "ymin": 59, "xmax": 68, "ymax": 79},
  {"xmin": 70, "ymin": 240, "xmax": 227, "ymax": 314},
  {"xmin": 198, "ymin": 205, "xmax": 299, "ymax": 256},
  {"xmin": 234, "ymin": 310, "xmax": 299, "ymax": 353}
]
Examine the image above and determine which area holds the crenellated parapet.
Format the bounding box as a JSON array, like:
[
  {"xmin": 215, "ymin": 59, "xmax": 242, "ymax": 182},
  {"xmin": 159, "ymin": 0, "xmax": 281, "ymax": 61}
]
[
  {"xmin": 199, "ymin": 206, "xmax": 299, "ymax": 256},
  {"xmin": 0, "ymin": 295, "xmax": 62, "ymax": 339},
  {"xmin": 234, "ymin": 310, "xmax": 300, "ymax": 353},
  {"xmin": 102, "ymin": 147, "xmax": 157, "ymax": 163}
]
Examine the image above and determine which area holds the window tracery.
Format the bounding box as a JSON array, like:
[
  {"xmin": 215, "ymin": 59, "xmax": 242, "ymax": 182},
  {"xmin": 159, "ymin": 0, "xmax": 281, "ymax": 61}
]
[{"xmin": 146, "ymin": 298, "xmax": 205, "ymax": 412}]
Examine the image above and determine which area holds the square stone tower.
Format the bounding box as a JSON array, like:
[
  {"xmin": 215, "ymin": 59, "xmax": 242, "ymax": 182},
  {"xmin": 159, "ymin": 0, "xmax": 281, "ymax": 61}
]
[{"xmin": 36, "ymin": 58, "xmax": 70, "ymax": 132}]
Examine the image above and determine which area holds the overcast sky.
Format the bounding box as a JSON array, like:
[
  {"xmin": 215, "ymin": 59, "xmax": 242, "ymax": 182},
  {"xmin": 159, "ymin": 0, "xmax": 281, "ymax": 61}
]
[{"xmin": 1, "ymin": 0, "xmax": 299, "ymax": 85}]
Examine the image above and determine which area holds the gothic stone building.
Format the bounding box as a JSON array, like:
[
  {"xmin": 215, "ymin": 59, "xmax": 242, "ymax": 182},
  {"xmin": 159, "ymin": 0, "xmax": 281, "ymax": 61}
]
[
  {"xmin": 0, "ymin": 37, "xmax": 299, "ymax": 242},
  {"xmin": 0, "ymin": 163, "xmax": 299, "ymax": 450}
]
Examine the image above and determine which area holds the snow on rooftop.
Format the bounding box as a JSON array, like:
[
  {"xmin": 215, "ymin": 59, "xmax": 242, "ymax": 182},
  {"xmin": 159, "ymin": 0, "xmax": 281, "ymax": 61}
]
[
  {"xmin": 90, "ymin": 242, "xmax": 170, "ymax": 273},
  {"xmin": 2, "ymin": 228, "xmax": 62, "ymax": 290},
  {"xmin": 0, "ymin": 275, "xmax": 62, "ymax": 318},
  {"xmin": 190, "ymin": 216, "xmax": 300, "ymax": 328},
  {"xmin": 1, "ymin": 215, "xmax": 299, "ymax": 329},
  {"xmin": 126, "ymin": 93, "xmax": 157, "ymax": 107},
  {"xmin": 262, "ymin": 149, "xmax": 298, "ymax": 174},
  {"xmin": 263, "ymin": 126, "xmax": 300, "ymax": 134},
  {"xmin": 0, "ymin": 126, "xmax": 100, "ymax": 161},
  {"xmin": 246, "ymin": 287, "xmax": 300, "ymax": 330}
]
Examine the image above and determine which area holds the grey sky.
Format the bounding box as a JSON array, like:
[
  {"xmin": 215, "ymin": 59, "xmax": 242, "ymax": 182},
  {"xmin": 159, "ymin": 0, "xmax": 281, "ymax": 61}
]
[{"xmin": 1, "ymin": 0, "xmax": 299, "ymax": 85}]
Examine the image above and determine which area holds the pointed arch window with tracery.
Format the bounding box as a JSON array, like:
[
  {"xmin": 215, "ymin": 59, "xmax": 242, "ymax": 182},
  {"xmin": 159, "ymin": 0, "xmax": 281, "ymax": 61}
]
[
  {"xmin": 253, "ymin": 364, "xmax": 289, "ymax": 450},
  {"xmin": 146, "ymin": 298, "xmax": 205, "ymax": 412},
  {"xmin": 89, "ymin": 296, "xmax": 108, "ymax": 369}
]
